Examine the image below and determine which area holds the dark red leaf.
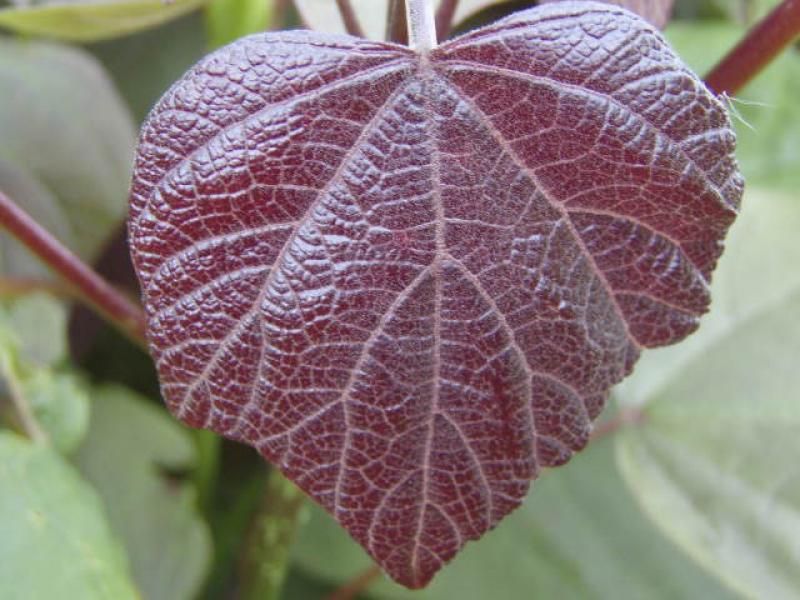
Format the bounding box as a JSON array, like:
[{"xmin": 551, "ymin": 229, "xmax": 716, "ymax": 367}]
[
  {"xmin": 129, "ymin": 2, "xmax": 742, "ymax": 588},
  {"xmin": 541, "ymin": 0, "xmax": 675, "ymax": 28}
]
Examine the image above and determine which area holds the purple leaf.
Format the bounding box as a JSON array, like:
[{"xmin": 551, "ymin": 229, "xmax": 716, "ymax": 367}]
[{"xmin": 129, "ymin": 2, "xmax": 742, "ymax": 588}]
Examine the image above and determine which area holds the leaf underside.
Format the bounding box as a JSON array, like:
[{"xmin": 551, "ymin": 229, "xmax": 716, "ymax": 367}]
[{"xmin": 129, "ymin": 2, "xmax": 742, "ymax": 588}]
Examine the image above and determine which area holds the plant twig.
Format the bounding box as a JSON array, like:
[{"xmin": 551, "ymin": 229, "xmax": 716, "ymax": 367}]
[
  {"xmin": 705, "ymin": 0, "xmax": 800, "ymax": 95},
  {"xmin": 326, "ymin": 564, "xmax": 382, "ymax": 600},
  {"xmin": 0, "ymin": 354, "xmax": 47, "ymax": 444},
  {"xmin": 239, "ymin": 469, "xmax": 307, "ymax": 600},
  {"xmin": 386, "ymin": 0, "xmax": 408, "ymax": 45},
  {"xmin": 336, "ymin": 0, "xmax": 366, "ymax": 37},
  {"xmin": 435, "ymin": 0, "xmax": 459, "ymax": 40},
  {"xmin": 0, "ymin": 189, "xmax": 147, "ymax": 348}
]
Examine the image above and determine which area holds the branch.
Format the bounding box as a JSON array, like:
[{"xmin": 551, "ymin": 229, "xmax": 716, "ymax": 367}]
[
  {"xmin": 325, "ymin": 564, "xmax": 382, "ymax": 600},
  {"xmin": 0, "ymin": 355, "xmax": 47, "ymax": 444},
  {"xmin": 386, "ymin": 0, "xmax": 408, "ymax": 45},
  {"xmin": 435, "ymin": 0, "xmax": 459, "ymax": 40},
  {"xmin": 0, "ymin": 189, "xmax": 147, "ymax": 348},
  {"xmin": 705, "ymin": 0, "xmax": 800, "ymax": 96},
  {"xmin": 239, "ymin": 469, "xmax": 307, "ymax": 600},
  {"xmin": 336, "ymin": 0, "xmax": 366, "ymax": 37}
]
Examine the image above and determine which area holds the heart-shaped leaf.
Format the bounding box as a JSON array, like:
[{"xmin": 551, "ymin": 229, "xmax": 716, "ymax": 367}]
[{"xmin": 129, "ymin": 2, "xmax": 742, "ymax": 587}]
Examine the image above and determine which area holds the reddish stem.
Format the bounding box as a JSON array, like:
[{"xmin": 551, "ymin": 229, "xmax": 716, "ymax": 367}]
[
  {"xmin": 325, "ymin": 564, "xmax": 382, "ymax": 600},
  {"xmin": 705, "ymin": 0, "xmax": 800, "ymax": 96},
  {"xmin": 0, "ymin": 190, "xmax": 147, "ymax": 347},
  {"xmin": 336, "ymin": 0, "xmax": 366, "ymax": 38},
  {"xmin": 273, "ymin": 0, "xmax": 299, "ymax": 29},
  {"xmin": 386, "ymin": 0, "xmax": 409, "ymax": 45},
  {"xmin": 435, "ymin": 0, "xmax": 459, "ymax": 40}
]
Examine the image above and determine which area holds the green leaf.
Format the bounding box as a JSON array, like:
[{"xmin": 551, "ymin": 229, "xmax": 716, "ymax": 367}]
[
  {"xmin": 0, "ymin": 39, "xmax": 135, "ymax": 275},
  {"xmin": 0, "ymin": 432, "xmax": 139, "ymax": 599},
  {"xmin": 293, "ymin": 435, "xmax": 734, "ymax": 599},
  {"xmin": 615, "ymin": 189, "xmax": 800, "ymax": 598},
  {"xmin": 89, "ymin": 12, "xmax": 208, "ymax": 124},
  {"xmin": 0, "ymin": 0, "xmax": 207, "ymax": 42},
  {"xmin": 205, "ymin": 0, "xmax": 270, "ymax": 49},
  {"xmin": 5, "ymin": 292, "xmax": 67, "ymax": 367},
  {"xmin": 22, "ymin": 370, "xmax": 91, "ymax": 454},
  {"xmin": 75, "ymin": 385, "xmax": 211, "ymax": 600},
  {"xmin": 0, "ymin": 295, "xmax": 89, "ymax": 454},
  {"xmin": 0, "ymin": 160, "xmax": 76, "ymax": 279}
]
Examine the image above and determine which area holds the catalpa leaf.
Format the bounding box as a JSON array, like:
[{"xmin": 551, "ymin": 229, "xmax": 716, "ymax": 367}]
[{"xmin": 129, "ymin": 2, "xmax": 743, "ymax": 588}]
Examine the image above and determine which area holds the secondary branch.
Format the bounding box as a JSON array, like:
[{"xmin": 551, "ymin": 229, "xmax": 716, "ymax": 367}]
[
  {"xmin": 386, "ymin": 0, "xmax": 409, "ymax": 45},
  {"xmin": 0, "ymin": 189, "xmax": 147, "ymax": 348},
  {"xmin": 705, "ymin": 0, "xmax": 800, "ymax": 95},
  {"xmin": 336, "ymin": 0, "xmax": 366, "ymax": 37}
]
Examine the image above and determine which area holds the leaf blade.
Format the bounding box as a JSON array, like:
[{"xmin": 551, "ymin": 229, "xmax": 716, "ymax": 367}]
[
  {"xmin": 129, "ymin": 4, "xmax": 743, "ymax": 587},
  {"xmin": 0, "ymin": 0, "xmax": 207, "ymax": 42},
  {"xmin": 75, "ymin": 385, "xmax": 212, "ymax": 600},
  {"xmin": 0, "ymin": 432, "xmax": 139, "ymax": 600}
]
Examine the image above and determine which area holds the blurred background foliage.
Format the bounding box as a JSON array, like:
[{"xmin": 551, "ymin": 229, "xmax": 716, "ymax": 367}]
[{"xmin": 0, "ymin": 1, "xmax": 798, "ymax": 599}]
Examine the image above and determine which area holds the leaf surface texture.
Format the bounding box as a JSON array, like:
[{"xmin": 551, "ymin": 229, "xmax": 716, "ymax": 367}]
[{"xmin": 129, "ymin": 3, "xmax": 742, "ymax": 587}]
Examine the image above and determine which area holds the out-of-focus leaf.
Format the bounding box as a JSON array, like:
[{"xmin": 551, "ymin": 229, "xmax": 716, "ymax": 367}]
[
  {"xmin": 0, "ymin": 0, "xmax": 207, "ymax": 42},
  {"xmin": 89, "ymin": 12, "xmax": 208, "ymax": 123},
  {"xmin": 293, "ymin": 436, "xmax": 735, "ymax": 600},
  {"xmin": 615, "ymin": 190, "xmax": 800, "ymax": 598},
  {"xmin": 75, "ymin": 385, "xmax": 211, "ymax": 600},
  {"xmin": 0, "ymin": 160, "xmax": 75, "ymax": 278},
  {"xmin": 5, "ymin": 292, "xmax": 67, "ymax": 367},
  {"xmin": 0, "ymin": 295, "xmax": 89, "ymax": 454},
  {"xmin": 21, "ymin": 370, "xmax": 90, "ymax": 454},
  {"xmin": 0, "ymin": 432, "xmax": 139, "ymax": 599},
  {"xmin": 0, "ymin": 39, "xmax": 135, "ymax": 275},
  {"xmin": 205, "ymin": 0, "xmax": 270, "ymax": 48}
]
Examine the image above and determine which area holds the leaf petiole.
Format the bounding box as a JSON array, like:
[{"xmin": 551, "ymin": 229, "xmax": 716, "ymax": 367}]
[{"xmin": 405, "ymin": 0, "xmax": 437, "ymax": 51}]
